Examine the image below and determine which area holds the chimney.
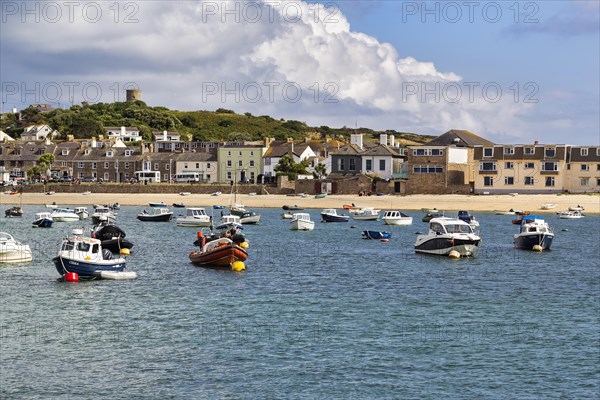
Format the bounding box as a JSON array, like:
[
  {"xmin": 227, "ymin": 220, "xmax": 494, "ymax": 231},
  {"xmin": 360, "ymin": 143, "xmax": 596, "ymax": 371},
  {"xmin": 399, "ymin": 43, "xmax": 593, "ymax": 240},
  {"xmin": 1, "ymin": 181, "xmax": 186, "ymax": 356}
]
[
  {"xmin": 163, "ymin": 130, "xmax": 168, "ymax": 141},
  {"xmin": 66, "ymin": 135, "xmax": 74, "ymax": 142},
  {"xmin": 380, "ymin": 134, "xmax": 388, "ymax": 146},
  {"xmin": 534, "ymin": 140, "xmax": 539, "ymax": 145},
  {"xmin": 287, "ymin": 137, "xmax": 293, "ymax": 142},
  {"xmin": 45, "ymin": 136, "xmax": 52, "ymax": 145},
  {"xmin": 91, "ymin": 137, "xmax": 97, "ymax": 148},
  {"xmin": 389, "ymin": 135, "xmax": 395, "ymax": 147},
  {"xmin": 98, "ymin": 134, "xmax": 104, "ymax": 141},
  {"xmin": 121, "ymin": 126, "xmax": 126, "ymax": 136},
  {"xmin": 350, "ymin": 134, "xmax": 363, "ymax": 150}
]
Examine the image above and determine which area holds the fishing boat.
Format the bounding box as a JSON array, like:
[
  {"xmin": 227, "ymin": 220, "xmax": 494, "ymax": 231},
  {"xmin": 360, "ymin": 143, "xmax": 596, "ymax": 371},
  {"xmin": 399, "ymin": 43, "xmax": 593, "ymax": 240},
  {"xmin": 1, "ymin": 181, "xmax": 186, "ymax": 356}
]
[
  {"xmin": 414, "ymin": 217, "xmax": 481, "ymax": 257},
  {"xmin": 215, "ymin": 215, "xmax": 243, "ymax": 232},
  {"xmin": 189, "ymin": 236, "xmax": 248, "ymax": 268},
  {"xmin": 4, "ymin": 206, "xmax": 24, "ymax": 218},
  {"xmin": 91, "ymin": 206, "xmax": 116, "ymax": 224},
  {"xmin": 74, "ymin": 206, "xmax": 89, "ymax": 220},
  {"xmin": 361, "ymin": 230, "xmax": 391, "ymax": 240},
  {"xmin": 568, "ymin": 205, "xmax": 585, "ymax": 211},
  {"xmin": 382, "ymin": 210, "xmax": 413, "ymax": 225},
  {"xmin": 290, "ymin": 213, "xmax": 315, "ymax": 231},
  {"xmin": 457, "ymin": 210, "xmax": 479, "ymax": 228},
  {"xmin": 32, "ymin": 212, "xmax": 53, "ymax": 228},
  {"xmin": 513, "ymin": 215, "xmax": 554, "ymax": 251},
  {"xmin": 91, "ymin": 223, "xmax": 134, "ymax": 253},
  {"xmin": 422, "ymin": 212, "xmax": 444, "ymax": 222},
  {"xmin": 239, "ymin": 211, "xmax": 261, "ymax": 224},
  {"xmin": 320, "ymin": 209, "xmax": 349, "ymax": 222},
  {"xmin": 0, "ymin": 232, "xmax": 33, "ymax": 263},
  {"xmin": 176, "ymin": 208, "xmax": 212, "ymax": 227},
  {"xmin": 148, "ymin": 202, "xmax": 167, "ymax": 208},
  {"xmin": 53, "ymin": 228, "xmax": 135, "ymax": 280},
  {"xmin": 51, "ymin": 208, "xmax": 80, "ymax": 222},
  {"xmin": 282, "ymin": 205, "xmax": 303, "ymax": 210},
  {"xmin": 353, "ymin": 208, "xmax": 380, "ymax": 221},
  {"xmin": 556, "ymin": 210, "xmax": 585, "ymax": 219},
  {"xmin": 541, "ymin": 203, "xmax": 557, "ymax": 210},
  {"xmin": 137, "ymin": 208, "xmax": 173, "ymax": 222}
]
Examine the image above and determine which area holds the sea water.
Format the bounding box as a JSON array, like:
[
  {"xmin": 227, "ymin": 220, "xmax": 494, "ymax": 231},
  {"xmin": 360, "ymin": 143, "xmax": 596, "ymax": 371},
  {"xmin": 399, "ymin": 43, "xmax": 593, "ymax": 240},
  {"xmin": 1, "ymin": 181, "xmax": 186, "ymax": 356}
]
[{"xmin": 0, "ymin": 206, "xmax": 598, "ymax": 399}]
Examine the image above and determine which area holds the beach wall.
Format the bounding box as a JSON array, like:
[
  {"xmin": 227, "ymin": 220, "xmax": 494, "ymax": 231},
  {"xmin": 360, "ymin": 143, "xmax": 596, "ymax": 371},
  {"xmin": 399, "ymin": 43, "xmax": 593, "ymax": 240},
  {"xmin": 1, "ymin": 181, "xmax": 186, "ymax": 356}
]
[{"xmin": 17, "ymin": 183, "xmax": 285, "ymax": 195}]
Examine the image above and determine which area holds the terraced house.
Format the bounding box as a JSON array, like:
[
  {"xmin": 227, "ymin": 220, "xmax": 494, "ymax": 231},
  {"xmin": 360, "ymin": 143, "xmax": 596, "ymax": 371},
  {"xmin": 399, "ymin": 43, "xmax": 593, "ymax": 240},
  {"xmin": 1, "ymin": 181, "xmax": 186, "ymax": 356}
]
[
  {"xmin": 217, "ymin": 142, "xmax": 266, "ymax": 184},
  {"xmin": 563, "ymin": 146, "xmax": 600, "ymax": 193}
]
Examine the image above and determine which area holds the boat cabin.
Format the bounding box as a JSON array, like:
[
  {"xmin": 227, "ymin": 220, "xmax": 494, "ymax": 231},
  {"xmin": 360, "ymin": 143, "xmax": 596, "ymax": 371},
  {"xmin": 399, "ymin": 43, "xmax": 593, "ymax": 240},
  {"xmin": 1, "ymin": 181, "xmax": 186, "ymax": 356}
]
[
  {"xmin": 186, "ymin": 208, "xmax": 208, "ymax": 217},
  {"xmin": 429, "ymin": 218, "xmax": 474, "ymax": 235},
  {"xmin": 293, "ymin": 213, "xmax": 311, "ymax": 222},
  {"xmin": 60, "ymin": 236, "xmax": 112, "ymax": 261}
]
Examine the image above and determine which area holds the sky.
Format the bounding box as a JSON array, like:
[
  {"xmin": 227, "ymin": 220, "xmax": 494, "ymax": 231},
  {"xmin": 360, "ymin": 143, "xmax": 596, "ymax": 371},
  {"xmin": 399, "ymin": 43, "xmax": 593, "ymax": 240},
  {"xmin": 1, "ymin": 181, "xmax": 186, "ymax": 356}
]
[{"xmin": 1, "ymin": 0, "xmax": 598, "ymax": 145}]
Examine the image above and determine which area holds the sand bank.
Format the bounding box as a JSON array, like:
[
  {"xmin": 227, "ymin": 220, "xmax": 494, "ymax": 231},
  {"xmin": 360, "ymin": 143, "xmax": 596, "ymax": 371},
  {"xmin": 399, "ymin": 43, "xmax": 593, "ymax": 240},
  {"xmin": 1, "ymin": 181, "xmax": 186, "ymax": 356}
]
[{"xmin": 2, "ymin": 191, "xmax": 598, "ymax": 214}]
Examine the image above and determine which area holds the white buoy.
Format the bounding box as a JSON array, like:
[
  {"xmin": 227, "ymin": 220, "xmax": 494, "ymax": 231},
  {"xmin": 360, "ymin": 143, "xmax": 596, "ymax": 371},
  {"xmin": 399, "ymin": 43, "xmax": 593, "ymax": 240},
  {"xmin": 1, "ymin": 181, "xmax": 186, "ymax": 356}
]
[
  {"xmin": 449, "ymin": 250, "xmax": 461, "ymax": 259},
  {"xmin": 533, "ymin": 245, "xmax": 543, "ymax": 252}
]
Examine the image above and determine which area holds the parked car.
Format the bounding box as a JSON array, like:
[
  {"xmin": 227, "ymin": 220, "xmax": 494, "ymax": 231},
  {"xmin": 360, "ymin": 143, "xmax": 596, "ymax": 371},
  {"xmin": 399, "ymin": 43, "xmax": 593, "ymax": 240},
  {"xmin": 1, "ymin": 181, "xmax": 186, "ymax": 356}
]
[{"xmin": 81, "ymin": 177, "xmax": 96, "ymax": 183}]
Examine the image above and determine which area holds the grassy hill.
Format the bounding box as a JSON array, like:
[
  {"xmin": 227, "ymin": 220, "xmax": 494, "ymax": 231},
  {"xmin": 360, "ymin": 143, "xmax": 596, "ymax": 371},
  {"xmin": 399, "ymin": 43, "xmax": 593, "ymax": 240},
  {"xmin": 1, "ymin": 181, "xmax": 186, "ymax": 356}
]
[{"xmin": 2, "ymin": 102, "xmax": 435, "ymax": 145}]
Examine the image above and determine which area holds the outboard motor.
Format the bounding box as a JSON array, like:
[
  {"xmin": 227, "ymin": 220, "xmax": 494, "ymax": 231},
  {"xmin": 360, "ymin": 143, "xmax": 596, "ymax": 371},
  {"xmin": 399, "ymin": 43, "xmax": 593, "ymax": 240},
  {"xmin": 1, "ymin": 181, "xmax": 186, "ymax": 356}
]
[{"xmin": 102, "ymin": 249, "xmax": 113, "ymax": 260}]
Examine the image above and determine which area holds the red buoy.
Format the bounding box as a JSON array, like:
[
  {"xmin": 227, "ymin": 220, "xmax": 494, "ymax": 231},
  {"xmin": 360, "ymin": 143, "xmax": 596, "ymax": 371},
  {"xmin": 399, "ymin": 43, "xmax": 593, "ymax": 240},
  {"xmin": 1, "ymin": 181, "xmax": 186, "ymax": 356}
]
[{"xmin": 65, "ymin": 272, "xmax": 79, "ymax": 282}]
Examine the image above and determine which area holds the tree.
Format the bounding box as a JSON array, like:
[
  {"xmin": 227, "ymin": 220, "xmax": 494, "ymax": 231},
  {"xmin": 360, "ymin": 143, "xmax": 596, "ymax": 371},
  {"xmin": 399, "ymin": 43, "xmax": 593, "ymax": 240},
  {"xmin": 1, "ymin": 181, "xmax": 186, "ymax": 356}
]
[
  {"xmin": 313, "ymin": 162, "xmax": 328, "ymax": 179},
  {"xmin": 274, "ymin": 155, "xmax": 310, "ymax": 175},
  {"xmin": 29, "ymin": 153, "xmax": 55, "ymax": 180}
]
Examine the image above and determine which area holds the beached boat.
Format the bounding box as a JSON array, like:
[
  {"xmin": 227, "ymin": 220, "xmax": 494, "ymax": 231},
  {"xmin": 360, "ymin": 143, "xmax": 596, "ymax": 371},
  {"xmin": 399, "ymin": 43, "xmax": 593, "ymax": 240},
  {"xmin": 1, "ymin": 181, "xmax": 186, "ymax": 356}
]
[
  {"xmin": 382, "ymin": 210, "xmax": 413, "ymax": 225},
  {"xmin": 514, "ymin": 215, "xmax": 554, "ymax": 251},
  {"xmin": 0, "ymin": 232, "xmax": 32, "ymax": 263},
  {"xmin": 211, "ymin": 192, "xmax": 222, "ymax": 196},
  {"xmin": 51, "ymin": 208, "xmax": 80, "ymax": 222},
  {"xmin": 415, "ymin": 217, "xmax": 481, "ymax": 257},
  {"xmin": 82, "ymin": 191, "xmax": 92, "ymax": 195},
  {"xmin": 91, "ymin": 223, "xmax": 134, "ymax": 253},
  {"xmin": 180, "ymin": 192, "xmax": 191, "ymax": 196},
  {"xmin": 353, "ymin": 208, "xmax": 380, "ymax": 221},
  {"xmin": 282, "ymin": 205, "xmax": 303, "ymax": 210},
  {"xmin": 91, "ymin": 206, "xmax": 116, "ymax": 225},
  {"xmin": 189, "ymin": 236, "xmax": 248, "ymax": 267},
  {"xmin": 172, "ymin": 203, "xmax": 186, "ymax": 208},
  {"xmin": 568, "ymin": 205, "xmax": 585, "ymax": 211},
  {"xmin": 361, "ymin": 230, "xmax": 391, "ymax": 240},
  {"xmin": 176, "ymin": 208, "xmax": 212, "ymax": 227},
  {"xmin": 53, "ymin": 229, "xmax": 135, "ymax": 280},
  {"xmin": 557, "ymin": 210, "xmax": 585, "ymax": 219},
  {"xmin": 137, "ymin": 208, "xmax": 173, "ymax": 222},
  {"xmin": 290, "ymin": 213, "xmax": 315, "ymax": 231},
  {"xmin": 314, "ymin": 193, "xmax": 328, "ymax": 199},
  {"xmin": 74, "ymin": 206, "xmax": 89, "ymax": 220},
  {"xmin": 541, "ymin": 203, "xmax": 557, "ymax": 210},
  {"xmin": 32, "ymin": 212, "xmax": 53, "ymax": 228},
  {"xmin": 320, "ymin": 209, "xmax": 349, "ymax": 222}
]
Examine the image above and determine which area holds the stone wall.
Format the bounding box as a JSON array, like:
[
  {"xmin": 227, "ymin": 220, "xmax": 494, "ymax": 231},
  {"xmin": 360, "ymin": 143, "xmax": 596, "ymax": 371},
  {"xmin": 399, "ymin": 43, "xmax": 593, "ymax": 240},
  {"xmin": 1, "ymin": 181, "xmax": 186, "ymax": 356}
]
[{"xmin": 19, "ymin": 183, "xmax": 282, "ymax": 194}]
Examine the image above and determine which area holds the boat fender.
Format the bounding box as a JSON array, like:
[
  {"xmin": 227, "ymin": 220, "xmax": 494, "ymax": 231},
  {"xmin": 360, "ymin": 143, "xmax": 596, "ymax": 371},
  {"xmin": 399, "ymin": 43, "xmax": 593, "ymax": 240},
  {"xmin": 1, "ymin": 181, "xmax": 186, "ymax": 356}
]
[{"xmin": 102, "ymin": 249, "xmax": 113, "ymax": 260}]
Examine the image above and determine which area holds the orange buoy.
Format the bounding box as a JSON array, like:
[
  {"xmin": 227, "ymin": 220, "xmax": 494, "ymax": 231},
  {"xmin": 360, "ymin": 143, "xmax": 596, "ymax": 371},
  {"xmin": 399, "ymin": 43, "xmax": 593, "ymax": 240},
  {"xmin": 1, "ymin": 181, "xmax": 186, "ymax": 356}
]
[
  {"xmin": 197, "ymin": 231, "xmax": 203, "ymax": 239},
  {"xmin": 64, "ymin": 272, "xmax": 79, "ymax": 282},
  {"xmin": 380, "ymin": 239, "xmax": 390, "ymax": 242}
]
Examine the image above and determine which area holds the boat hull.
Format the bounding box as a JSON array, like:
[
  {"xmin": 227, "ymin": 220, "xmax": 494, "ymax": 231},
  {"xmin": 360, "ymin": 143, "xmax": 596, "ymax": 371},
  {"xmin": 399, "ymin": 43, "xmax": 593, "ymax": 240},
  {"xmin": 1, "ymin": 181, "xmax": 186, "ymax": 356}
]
[
  {"xmin": 321, "ymin": 214, "xmax": 349, "ymax": 222},
  {"xmin": 353, "ymin": 215, "xmax": 379, "ymax": 221},
  {"xmin": 291, "ymin": 220, "xmax": 315, "ymax": 231},
  {"xmin": 189, "ymin": 244, "xmax": 248, "ymax": 266},
  {"xmin": 362, "ymin": 231, "xmax": 391, "ymax": 240},
  {"xmin": 383, "ymin": 217, "xmax": 413, "ymax": 225},
  {"xmin": 415, "ymin": 237, "xmax": 480, "ymax": 256},
  {"xmin": 176, "ymin": 218, "xmax": 212, "ymax": 227},
  {"xmin": 0, "ymin": 249, "xmax": 33, "ymax": 263},
  {"xmin": 137, "ymin": 214, "xmax": 173, "ymax": 222},
  {"xmin": 513, "ymin": 233, "xmax": 553, "ymax": 250},
  {"xmin": 240, "ymin": 215, "xmax": 260, "ymax": 224},
  {"xmin": 53, "ymin": 256, "xmax": 126, "ymax": 278},
  {"xmin": 32, "ymin": 218, "xmax": 53, "ymax": 228}
]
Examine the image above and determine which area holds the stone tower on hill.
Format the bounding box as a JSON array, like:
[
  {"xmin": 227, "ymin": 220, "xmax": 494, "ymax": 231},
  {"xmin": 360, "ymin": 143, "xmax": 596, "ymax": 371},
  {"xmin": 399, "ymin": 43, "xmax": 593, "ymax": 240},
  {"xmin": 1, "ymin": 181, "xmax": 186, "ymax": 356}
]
[{"xmin": 126, "ymin": 89, "xmax": 142, "ymax": 102}]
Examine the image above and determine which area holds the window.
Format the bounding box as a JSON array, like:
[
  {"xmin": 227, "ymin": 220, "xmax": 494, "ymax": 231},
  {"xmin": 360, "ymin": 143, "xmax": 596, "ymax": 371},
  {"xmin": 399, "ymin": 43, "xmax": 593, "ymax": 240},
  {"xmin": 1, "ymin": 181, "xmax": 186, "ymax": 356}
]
[
  {"xmin": 338, "ymin": 159, "xmax": 345, "ymax": 171},
  {"xmin": 525, "ymin": 176, "xmax": 534, "ymax": 185},
  {"xmin": 114, "ymin": 162, "xmax": 118, "ymax": 169},
  {"xmin": 580, "ymin": 148, "xmax": 588, "ymax": 156},
  {"xmin": 84, "ymin": 149, "xmax": 91, "ymax": 156},
  {"xmin": 484, "ymin": 176, "xmax": 493, "ymax": 186},
  {"xmin": 504, "ymin": 162, "xmax": 514, "ymax": 169},
  {"xmin": 77, "ymin": 172, "xmax": 84, "ymax": 179},
  {"xmin": 503, "ymin": 146, "xmax": 514, "ymax": 155},
  {"xmin": 349, "ymin": 159, "xmax": 356, "ymax": 171},
  {"xmin": 413, "ymin": 148, "xmax": 443, "ymax": 156},
  {"xmin": 504, "ymin": 176, "xmax": 514, "ymax": 185},
  {"xmin": 239, "ymin": 151, "xmax": 242, "ymax": 156},
  {"xmin": 207, "ymin": 163, "xmax": 211, "ymax": 169},
  {"xmin": 124, "ymin": 173, "xmax": 129, "ymax": 180},
  {"xmin": 227, "ymin": 151, "xmax": 231, "ymax": 156},
  {"xmin": 483, "ymin": 147, "xmax": 493, "ymax": 157},
  {"xmin": 165, "ymin": 164, "xmax": 170, "ymax": 171},
  {"xmin": 379, "ymin": 159, "xmax": 386, "ymax": 171},
  {"xmin": 542, "ymin": 162, "xmax": 557, "ymax": 171},
  {"xmin": 124, "ymin": 162, "xmax": 129, "ymax": 170},
  {"xmin": 103, "ymin": 172, "xmax": 109, "ymax": 181},
  {"xmin": 226, "ymin": 172, "xmax": 232, "ymax": 180},
  {"xmin": 525, "ymin": 162, "xmax": 534, "ymax": 169},
  {"xmin": 92, "ymin": 162, "xmax": 97, "ymax": 169},
  {"xmin": 545, "ymin": 177, "xmax": 555, "ymax": 187},
  {"xmin": 479, "ymin": 162, "xmax": 497, "ymax": 171},
  {"xmin": 250, "ymin": 172, "xmax": 255, "ymax": 181},
  {"xmin": 413, "ymin": 165, "xmax": 443, "ymax": 173},
  {"xmin": 227, "ymin": 160, "xmax": 232, "ymax": 167},
  {"xmin": 545, "ymin": 147, "xmax": 555, "ymax": 157},
  {"xmin": 250, "ymin": 151, "xmax": 254, "ymax": 156},
  {"xmin": 61, "ymin": 161, "xmax": 67, "ymax": 167},
  {"xmin": 366, "ymin": 160, "xmax": 372, "ymax": 171},
  {"xmin": 154, "ymin": 163, "xmax": 159, "ymax": 171},
  {"xmin": 106, "ymin": 151, "xmax": 113, "ymax": 157},
  {"xmin": 581, "ymin": 164, "xmax": 589, "ymax": 171},
  {"xmin": 524, "ymin": 147, "xmax": 534, "ymax": 155},
  {"xmin": 104, "ymin": 162, "xmax": 109, "ymax": 169},
  {"xmin": 125, "ymin": 150, "xmax": 132, "ymax": 156},
  {"xmin": 238, "ymin": 160, "xmax": 243, "ymax": 167},
  {"xmin": 580, "ymin": 177, "xmax": 589, "ymax": 186},
  {"xmin": 184, "ymin": 163, "xmax": 188, "ymax": 169},
  {"xmin": 597, "ymin": 178, "xmax": 600, "ymax": 186},
  {"xmin": 249, "ymin": 160, "xmax": 255, "ymax": 167},
  {"xmin": 78, "ymin": 162, "xmax": 84, "ymax": 168},
  {"xmin": 195, "ymin": 163, "xmax": 200, "ymax": 169}
]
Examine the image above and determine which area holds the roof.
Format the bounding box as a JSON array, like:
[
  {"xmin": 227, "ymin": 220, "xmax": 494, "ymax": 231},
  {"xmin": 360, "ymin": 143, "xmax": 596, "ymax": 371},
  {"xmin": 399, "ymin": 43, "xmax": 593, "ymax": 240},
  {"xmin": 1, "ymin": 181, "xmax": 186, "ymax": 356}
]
[
  {"xmin": 426, "ymin": 129, "xmax": 494, "ymax": 147},
  {"xmin": 263, "ymin": 141, "xmax": 311, "ymax": 158},
  {"xmin": 361, "ymin": 144, "xmax": 401, "ymax": 157}
]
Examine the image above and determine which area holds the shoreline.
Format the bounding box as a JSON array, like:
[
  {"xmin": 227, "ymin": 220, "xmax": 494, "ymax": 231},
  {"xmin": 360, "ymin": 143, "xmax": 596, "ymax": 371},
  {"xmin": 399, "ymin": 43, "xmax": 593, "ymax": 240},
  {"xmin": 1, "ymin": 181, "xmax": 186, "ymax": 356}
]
[{"xmin": 2, "ymin": 192, "xmax": 599, "ymax": 214}]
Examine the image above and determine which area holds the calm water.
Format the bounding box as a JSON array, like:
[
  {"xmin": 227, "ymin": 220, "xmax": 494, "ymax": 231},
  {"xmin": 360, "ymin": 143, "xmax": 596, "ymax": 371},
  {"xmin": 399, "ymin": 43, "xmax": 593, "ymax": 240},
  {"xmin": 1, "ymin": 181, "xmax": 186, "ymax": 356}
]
[{"xmin": 0, "ymin": 206, "xmax": 598, "ymax": 399}]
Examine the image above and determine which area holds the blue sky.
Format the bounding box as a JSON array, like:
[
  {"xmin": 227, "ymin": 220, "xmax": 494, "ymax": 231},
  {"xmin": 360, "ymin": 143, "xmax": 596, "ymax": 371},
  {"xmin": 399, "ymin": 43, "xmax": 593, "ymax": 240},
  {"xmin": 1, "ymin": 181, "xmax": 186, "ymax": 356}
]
[{"xmin": 1, "ymin": 0, "xmax": 598, "ymax": 144}]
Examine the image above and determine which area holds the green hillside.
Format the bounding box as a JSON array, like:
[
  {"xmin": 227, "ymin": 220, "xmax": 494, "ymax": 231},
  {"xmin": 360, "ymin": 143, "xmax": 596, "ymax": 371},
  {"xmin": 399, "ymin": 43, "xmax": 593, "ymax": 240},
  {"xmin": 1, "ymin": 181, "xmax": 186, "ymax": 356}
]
[{"xmin": 1, "ymin": 101, "xmax": 435, "ymax": 145}]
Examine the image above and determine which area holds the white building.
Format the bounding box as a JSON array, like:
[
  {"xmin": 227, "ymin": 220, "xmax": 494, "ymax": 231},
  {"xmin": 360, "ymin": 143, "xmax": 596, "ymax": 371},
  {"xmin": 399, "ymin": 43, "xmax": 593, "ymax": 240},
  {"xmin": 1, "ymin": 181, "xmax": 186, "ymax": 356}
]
[
  {"xmin": 105, "ymin": 126, "xmax": 142, "ymax": 142},
  {"xmin": 21, "ymin": 124, "xmax": 59, "ymax": 141}
]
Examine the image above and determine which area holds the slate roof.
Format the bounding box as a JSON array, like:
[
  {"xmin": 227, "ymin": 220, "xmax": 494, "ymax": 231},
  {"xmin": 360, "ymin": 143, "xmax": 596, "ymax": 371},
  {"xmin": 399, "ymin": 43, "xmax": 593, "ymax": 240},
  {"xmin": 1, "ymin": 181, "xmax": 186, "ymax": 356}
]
[{"xmin": 426, "ymin": 129, "xmax": 494, "ymax": 147}]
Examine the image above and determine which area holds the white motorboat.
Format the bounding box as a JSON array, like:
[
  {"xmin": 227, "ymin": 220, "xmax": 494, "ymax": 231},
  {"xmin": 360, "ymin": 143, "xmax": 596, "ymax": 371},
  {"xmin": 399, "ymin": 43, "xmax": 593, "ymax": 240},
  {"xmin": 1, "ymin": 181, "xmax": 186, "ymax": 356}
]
[
  {"xmin": 352, "ymin": 208, "xmax": 380, "ymax": 221},
  {"xmin": 176, "ymin": 208, "xmax": 212, "ymax": 227},
  {"xmin": 239, "ymin": 211, "xmax": 261, "ymax": 224},
  {"xmin": 0, "ymin": 232, "xmax": 32, "ymax": 263},
  {"xmin": 568, "ymin": 205, "xmax": 585, "ymax": 211},
  {"xmin": 320, "ymin": 209, "xmax": 349, "ymax": 222},
  {"xmin": 382, "ymin": 210, "xmax": 413, "ymax": 225},
  {"xmin": 540, "ymin": 203, "xmax": 556, "ymax": 210},
  {"xmin": 414, "ymin": 217, "xmax": 481, "ymax": 257},
  {"xmin": 50, "ymin": 208, "xmax": 80, "ymax": 222},
  {"xmin": 557, "ymin": 210, "xmax": 585, "ymax": 219},
  {"xmin": 290, "ymin": 213, "xmax": 315, "ymax": 231},
  {"xmin": 74, "ymin": 206, "xmax": 89, "ymax": 220},
  {"xmin": 215, "ymin": 215, "xmax": 243, "ymax": 232},
  {"xmin": 45, "ymin": 203, "xmax": 58, "ymax": 209},
  {"xmin": 514, "ymin": 215, "xmax": 554, "ymax": 250},
  {"xmin": 91, "ymin": 206, "xmax": 116, "ymax": 224},
  {"xmin": 494, "ymin": 210, "xmax": 516, "ymax": 215}
]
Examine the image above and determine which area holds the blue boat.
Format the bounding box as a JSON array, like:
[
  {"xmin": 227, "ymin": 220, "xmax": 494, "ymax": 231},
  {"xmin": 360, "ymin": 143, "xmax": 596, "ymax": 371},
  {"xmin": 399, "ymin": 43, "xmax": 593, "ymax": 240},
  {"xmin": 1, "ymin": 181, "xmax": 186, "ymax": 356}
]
[
  {"xmin": 32, "ymin": 212, "xmax": 53, "ymax": 228},
  {"xmin": 53, "ymin": 229, "xmax": 131, "ymax": 279},
  {"xmin": 148, "ymin": 202, "xmax": 167, "ymax": 207},
  {"xmin": 362, "ymin": 230, "xmax": 392, "ymax": 240}
]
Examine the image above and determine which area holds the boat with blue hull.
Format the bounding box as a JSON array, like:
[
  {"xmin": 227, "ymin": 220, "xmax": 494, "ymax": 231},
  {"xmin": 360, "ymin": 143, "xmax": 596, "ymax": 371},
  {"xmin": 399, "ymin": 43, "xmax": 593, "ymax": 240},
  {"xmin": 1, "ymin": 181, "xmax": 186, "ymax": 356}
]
[
  {"xmin": 362, "ymin": 230, "xmax": 391, "ymax": 240},
  {"xmin": 320, "ymin": 209, "xmax": 349, "ymax": 222},
  {"xmin": 32, "ymin": 212, "xmax": 53, "ymax": 228},
  {"xmin": 53, "ymin": 229, "xmax": 132, "ymax": 279},
  {"xmin": 514, "ymin": 215, "xmax": 554, "ymax": 251}
]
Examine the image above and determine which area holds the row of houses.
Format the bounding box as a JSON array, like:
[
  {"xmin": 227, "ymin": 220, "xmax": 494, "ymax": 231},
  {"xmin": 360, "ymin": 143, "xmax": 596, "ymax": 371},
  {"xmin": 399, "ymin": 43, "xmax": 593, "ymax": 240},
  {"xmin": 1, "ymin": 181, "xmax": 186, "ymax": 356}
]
[{"xmin": 0, "ymin": 126, "xmax": 598, "ymax": 194}]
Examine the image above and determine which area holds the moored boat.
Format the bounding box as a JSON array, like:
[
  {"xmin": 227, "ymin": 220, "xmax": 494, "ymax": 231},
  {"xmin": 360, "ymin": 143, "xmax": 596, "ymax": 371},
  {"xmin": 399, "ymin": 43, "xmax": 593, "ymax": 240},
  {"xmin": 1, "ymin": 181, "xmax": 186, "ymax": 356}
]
[
  {"xmin": 382, "ymin": 210, "xmax": 413, "ymax": 225},
  {"xmin": 215, "ymin": 215, "xmax": 243, "ymax": 232},
  {"xmin": 422, "ymin": 212, "xmax": 444, "ymax": 222},
  {"xmin": 91, "ymin": 223, "xmax": 134, "ymax": 253},
  {"xmin": 51, "ymin": 208, "xmax": 80, "ymax": 222},
  {"xmin": 414, "ymin": 217, "xmax": 481, "ymax": 257},
  {"xmin": 189, "ymin": 236, "xmax": 248, "ymax": 268},
  {"xmin": 290, "ymin": 213, "xmax": 315, "ymax": 231},
  {"xmin": 353, "ymin": 208, "xmax": 380, "ymax": 221},
  {"xmin": 176, "ymin": 208, "xmax": 212, "ymax": 227},
  {"xmin": 32, "ymin": 212, "xmax": 53, "ymax": 228},
  {"xmin": 4, "ymin": 206, "xmax": 24, "ymax": 218},
  {"xmin": 457, "ymin": 210, "xmax": 479, "ymax": 228},
  {"xmin": 362, "ymin": 230, "xmax": 391, "ymax": 240},
  {"xmin": 239, "ymin": 211, "xmax": 261, "ymax": 224},
  {"xmin": 137, "ymin": 208, "xmax": 173, "ymax": 222},
  {"xmin": 556, "ymin": 210, "xmax": 585, "ymax": 219},
  {"xmin": 0, "ymin": 232, "xmax": 32, "ymax": 263},
  {"xmin": 91, "ymin": 206, "xmax": 116, "ymax": 224},
  {"xmin": 513, "ymin": 215, "xmax": 554, "ymax": 250},
  {"xmin": 148, "ymin": 202, "xmax": 167, "ymax": 207},
  {"xmin": 320, "ymin": 209, "xmax": 349, "ymax": 222},
  {"xmin": 282, "ymin": 205, "xmax": 303, "ymax": 210},
  {"xmin": 74, "ymin": 206, "xmax": 89, "ymax": 219}
]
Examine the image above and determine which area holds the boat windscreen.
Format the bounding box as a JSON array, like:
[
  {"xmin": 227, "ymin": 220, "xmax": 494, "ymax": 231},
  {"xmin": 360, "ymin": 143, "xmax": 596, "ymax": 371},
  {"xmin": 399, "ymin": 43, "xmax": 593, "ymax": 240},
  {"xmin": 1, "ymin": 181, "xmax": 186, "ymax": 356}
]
[{"xmin": 446, "ymin": 224, "xmax": 472, "ymax": 234}]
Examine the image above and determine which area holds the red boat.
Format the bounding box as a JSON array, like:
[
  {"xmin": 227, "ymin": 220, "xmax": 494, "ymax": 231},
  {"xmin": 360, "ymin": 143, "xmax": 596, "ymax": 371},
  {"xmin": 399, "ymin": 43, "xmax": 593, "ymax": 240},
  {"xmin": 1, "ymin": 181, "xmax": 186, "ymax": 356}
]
[{"xmin": 189, "ymin": 237, "xmax": 248, "ymax": 266}]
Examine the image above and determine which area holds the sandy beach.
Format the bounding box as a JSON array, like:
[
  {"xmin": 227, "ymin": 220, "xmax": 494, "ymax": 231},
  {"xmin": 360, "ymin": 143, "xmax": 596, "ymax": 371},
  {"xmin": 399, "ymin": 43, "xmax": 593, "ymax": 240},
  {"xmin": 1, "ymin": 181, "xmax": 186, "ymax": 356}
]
[{"xmin": 2, "ymin": 191, "xmax": 598, "ymax": 214}]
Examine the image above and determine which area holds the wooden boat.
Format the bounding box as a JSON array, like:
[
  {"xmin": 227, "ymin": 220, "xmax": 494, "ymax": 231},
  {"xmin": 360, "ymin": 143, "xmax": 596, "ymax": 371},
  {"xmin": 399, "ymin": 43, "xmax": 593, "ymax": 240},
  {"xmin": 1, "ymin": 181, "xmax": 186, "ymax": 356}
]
[{"xmin": 189, "ymin": 237, "xmax": 248, "ymax": 267}]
